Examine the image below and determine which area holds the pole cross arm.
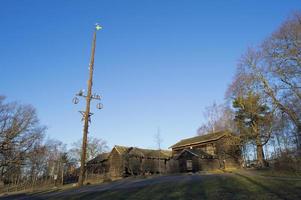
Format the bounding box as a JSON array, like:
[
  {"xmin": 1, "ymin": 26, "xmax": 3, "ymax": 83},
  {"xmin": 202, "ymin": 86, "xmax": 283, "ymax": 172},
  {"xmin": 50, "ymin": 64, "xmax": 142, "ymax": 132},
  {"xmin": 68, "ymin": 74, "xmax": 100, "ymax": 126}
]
[{"xmin": 79, "ymin": 111, "xmax": 94, "ymax": 122}]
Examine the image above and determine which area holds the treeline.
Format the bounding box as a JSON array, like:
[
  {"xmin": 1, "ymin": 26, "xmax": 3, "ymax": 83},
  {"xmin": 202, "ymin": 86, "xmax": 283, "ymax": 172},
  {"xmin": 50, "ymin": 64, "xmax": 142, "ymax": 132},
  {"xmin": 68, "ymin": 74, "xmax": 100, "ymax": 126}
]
[
  {"xmin": 198, "ymin": 12, "xmax": 301, "ymax": 169},
  {"xmin": 0, "ymin": 96, "xmax": 108, "ymax": 189}
]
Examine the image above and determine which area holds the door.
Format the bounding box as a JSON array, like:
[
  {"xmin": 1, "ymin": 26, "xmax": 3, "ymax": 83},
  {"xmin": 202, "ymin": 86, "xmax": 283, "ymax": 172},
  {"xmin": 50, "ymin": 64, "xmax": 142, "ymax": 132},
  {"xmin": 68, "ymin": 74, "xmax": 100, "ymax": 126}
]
[{"xmin": 186, "ymin": 160, "xmax": 192, "ymax": 171}]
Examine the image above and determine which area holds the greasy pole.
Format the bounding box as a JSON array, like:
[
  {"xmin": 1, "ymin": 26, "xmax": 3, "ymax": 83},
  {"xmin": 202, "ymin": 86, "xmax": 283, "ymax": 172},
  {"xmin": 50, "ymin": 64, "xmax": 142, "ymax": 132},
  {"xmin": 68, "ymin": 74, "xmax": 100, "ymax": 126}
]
[{"xmin": 78, "ymin": 30, "xmax": 97, "ymax": 187}]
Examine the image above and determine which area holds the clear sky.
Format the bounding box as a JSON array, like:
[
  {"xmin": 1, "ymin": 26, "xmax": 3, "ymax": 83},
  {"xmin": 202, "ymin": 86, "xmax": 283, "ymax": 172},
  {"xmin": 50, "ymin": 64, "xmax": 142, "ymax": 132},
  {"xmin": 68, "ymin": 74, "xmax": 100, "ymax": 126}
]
[{"xmin": 0, "ymin": 0, "xmax": 300, "ymax": 150}]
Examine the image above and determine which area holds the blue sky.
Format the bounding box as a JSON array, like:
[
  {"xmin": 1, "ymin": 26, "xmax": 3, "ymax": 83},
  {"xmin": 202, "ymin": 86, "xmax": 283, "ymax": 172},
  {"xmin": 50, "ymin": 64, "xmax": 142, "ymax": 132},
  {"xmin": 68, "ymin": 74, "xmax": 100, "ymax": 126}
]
[{"xmin": 0, "ymin": 0, "xmax": 300, "ymax": 150}]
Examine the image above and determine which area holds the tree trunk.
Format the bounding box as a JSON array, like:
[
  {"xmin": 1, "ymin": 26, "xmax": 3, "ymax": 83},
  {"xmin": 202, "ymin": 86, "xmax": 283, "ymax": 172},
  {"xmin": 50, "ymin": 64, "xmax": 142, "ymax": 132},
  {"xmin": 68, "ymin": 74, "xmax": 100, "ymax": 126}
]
[
  {"xmin": 296, "ymin": 126, "xmax": 301, "ymax": 152},
  {"xmin": 256, "ymin": 144, "xmax": 265, "ymax": 168},
  {"xmin": 254, "ymin": 67, "xmax": 301, "ymax": 152},
  {"xmin": 275, "ymin": 133, "xmax": 283, "ymax": 154}
]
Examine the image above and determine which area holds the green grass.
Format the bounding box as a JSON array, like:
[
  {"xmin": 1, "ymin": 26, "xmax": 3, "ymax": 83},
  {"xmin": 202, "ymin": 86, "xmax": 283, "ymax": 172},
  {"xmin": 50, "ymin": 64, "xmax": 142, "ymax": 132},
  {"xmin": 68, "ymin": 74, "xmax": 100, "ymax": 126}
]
[
  {"xmin": 255, "ymin": 168, "xmax": 301, "ymax": 178},
  {"xmin": 48, "ymin": 173, "xmax": 301, "ymax": 200}
]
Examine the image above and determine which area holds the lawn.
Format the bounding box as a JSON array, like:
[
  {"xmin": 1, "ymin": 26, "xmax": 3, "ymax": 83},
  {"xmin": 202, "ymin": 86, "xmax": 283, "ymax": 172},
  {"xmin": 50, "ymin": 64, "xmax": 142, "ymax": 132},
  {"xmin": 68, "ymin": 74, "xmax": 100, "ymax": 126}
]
[
  {"xmin": 2, "ymin": 171, "xmax": 301, "ymax": 200},
  {"xmin": 51, "ymin": 172, "xmax": 301, "ymax": 200}
]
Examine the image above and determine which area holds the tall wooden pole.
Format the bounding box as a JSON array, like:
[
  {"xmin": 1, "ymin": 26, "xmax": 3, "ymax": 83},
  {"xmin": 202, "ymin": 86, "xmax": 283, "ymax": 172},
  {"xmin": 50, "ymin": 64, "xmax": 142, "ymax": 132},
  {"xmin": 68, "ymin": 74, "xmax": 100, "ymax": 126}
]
[{"xmin": 78, "ymin": 30, "xmax": 97, "ymax": 187}]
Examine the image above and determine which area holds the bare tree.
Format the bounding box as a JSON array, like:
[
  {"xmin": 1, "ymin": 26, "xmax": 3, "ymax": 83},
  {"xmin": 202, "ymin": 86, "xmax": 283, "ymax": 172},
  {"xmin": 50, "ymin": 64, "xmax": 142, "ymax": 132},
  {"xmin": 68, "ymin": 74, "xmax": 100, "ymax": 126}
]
[
  {"xmin": 261, "ymin": 12, "xmax": 301, "ymax": 150},
  {"xmin": 43, "ymin": 139, "xmax": 67, "ymax": 185},
  {"xmin": 26, "ymin": 143, "xmax": 47, "ymax": 186},
  {"xmin": 154, "ymin": 127, "xmax": 163, "ymax": 174},
  {"xmin": 225, "ymin": 13, "xmax": 301, "ymax": 169},
  {"xmin": 0, "ymin": 96, "xmax": 77, "ymax": 189},
  {"xmin": 0, "ymin": 96, "xmax": 46, "ymax": 184},
  {"xmin": 197, "ymin": 102, "xmax": 235, "ymax": 135},
  {"xmin": 69, "ymin": 136, "xmax": 108, "ymax": 164}
]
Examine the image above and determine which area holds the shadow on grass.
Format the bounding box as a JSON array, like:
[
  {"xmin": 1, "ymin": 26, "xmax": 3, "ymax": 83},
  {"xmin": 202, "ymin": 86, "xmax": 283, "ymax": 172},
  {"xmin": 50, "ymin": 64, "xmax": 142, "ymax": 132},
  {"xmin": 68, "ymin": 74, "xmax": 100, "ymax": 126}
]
[
  {"xmin": 51, "ymin": 176, "xmax": 207, "ymax": 200},
  {"xmin": 0, "ymin": 193, "xmax": 44, "ymax": 200},
  {"xmin": 4, "ymin": 174, "xmax": 301, "ymax": 200},
  {"xmin": 235, "ymin": 173, "xmax": 288, "ymax": 200},
  {"xmin": 196, "ymin": 175, "xmax": 251, "ymax": 200},
  {"xmin": 69, "ymin": 175, "xmax": 254, "ymax": 200}
]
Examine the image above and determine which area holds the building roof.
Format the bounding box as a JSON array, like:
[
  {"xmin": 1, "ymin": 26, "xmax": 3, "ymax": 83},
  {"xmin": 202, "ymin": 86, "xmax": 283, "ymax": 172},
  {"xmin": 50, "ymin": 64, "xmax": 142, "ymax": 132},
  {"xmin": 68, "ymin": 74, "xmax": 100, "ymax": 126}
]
[
  {"xmin": 170, "ymin": 131, "xmax": 229, "ymax": 149},
  {"xmin": 129, "ymin": 147, "xmax": 172, "ymax": 159},
  {"xmin": 87, "ymin": 152, "xmax": 110, "ymax": 164},
  {"xmin": 114, "ymin": 145, "xmax": 131, "ymax": 155},
  {"xmin": 112, "ymin": 145, "xmax": 172, "ymax": 159}
]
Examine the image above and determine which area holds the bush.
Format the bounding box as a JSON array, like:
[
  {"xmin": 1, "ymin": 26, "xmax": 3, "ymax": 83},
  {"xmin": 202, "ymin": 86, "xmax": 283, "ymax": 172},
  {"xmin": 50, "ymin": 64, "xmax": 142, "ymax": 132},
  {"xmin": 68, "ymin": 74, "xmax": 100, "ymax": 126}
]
[{"xmin": 272, "ymin": 151, "xmax": 301, "ymax": 172}]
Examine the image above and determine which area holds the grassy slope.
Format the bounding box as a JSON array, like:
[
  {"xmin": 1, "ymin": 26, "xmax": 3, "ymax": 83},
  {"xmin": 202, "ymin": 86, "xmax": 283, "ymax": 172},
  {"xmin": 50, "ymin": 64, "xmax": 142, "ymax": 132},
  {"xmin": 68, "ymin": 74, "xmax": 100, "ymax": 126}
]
[{"xmin": 52, "ymin": 172, "xmax": 301, "ymax": 200}]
